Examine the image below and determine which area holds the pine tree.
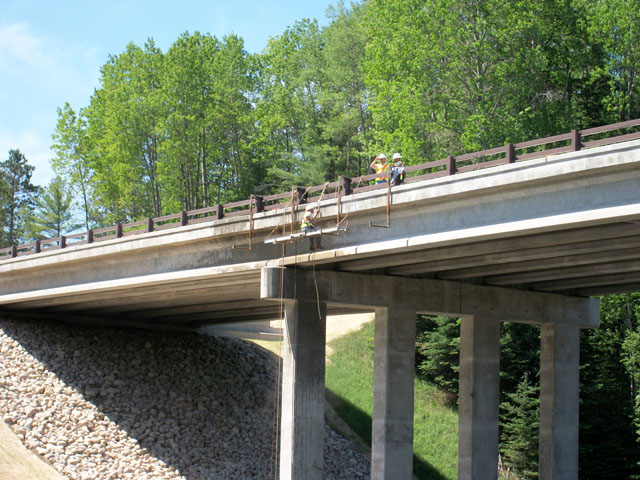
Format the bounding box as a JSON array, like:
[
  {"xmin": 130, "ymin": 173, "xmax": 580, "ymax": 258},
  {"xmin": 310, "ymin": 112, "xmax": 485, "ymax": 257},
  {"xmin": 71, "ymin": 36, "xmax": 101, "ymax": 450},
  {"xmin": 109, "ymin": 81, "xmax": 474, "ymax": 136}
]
[
  {"xmin": 0, "ymin": 149, "xmax": 38, "ymax": 246},
  {"xmin": 415, "ymin": 316, "xmax": 460, "ymax": 403},
  {"xmin": 25, "ymin": 177, "xmax": 80, "ymax": 241},
  {"xmin": 499, "ymin": 373, "xmax": 540, "ymax": 479}
]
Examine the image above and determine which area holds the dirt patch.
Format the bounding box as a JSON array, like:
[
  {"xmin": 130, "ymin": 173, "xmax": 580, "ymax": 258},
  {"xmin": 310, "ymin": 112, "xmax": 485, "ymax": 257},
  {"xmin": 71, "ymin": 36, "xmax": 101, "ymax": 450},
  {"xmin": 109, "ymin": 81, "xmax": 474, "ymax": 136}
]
[{"xmin": 0, "ymin": 419, "xmax": 66, "ymax": 480}]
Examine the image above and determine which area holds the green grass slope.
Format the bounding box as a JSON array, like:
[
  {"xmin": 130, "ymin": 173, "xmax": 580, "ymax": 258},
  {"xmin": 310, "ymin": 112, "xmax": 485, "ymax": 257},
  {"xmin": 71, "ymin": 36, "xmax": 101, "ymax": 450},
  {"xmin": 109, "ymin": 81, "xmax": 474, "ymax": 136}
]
[{"xmin": 325, "ymin": 320, "xmax": 458, "ymax": 480}]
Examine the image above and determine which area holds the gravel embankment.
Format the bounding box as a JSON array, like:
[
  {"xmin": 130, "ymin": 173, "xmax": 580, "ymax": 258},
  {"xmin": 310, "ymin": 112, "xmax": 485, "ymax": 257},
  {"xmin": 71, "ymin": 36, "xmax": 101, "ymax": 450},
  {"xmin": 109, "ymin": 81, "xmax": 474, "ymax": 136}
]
[{"xmin": 0, "ymin": 315, "xmax": 370, "ymax": 479}]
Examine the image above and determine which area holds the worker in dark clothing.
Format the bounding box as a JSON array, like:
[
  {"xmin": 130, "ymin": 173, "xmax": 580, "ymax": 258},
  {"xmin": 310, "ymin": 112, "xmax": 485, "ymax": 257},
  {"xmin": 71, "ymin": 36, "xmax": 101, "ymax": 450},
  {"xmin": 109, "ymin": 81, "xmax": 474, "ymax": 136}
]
[{"xmin": 391, "ymin": 152, "xmax": 405, "ymax": 186}]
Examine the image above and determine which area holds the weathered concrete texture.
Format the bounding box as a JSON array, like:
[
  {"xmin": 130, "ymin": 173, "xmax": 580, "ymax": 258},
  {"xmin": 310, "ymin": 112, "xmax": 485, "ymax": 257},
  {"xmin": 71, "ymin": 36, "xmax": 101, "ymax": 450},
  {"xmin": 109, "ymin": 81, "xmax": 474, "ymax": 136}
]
[
  {"xmin": 539, "ymin": 323, "xmax": 580, "ymax": 480},
  {"xmin": 371, "ymin": 307, "xmax": 416, "ymax": 480},
  {"xmin": 458, "ymin": 316, "xmax": 501, "ymax": 480},
  {"xmin": 280, "ymin": 299, "xmax": 327, "ymax": 480},
  {"xmin": 261, "ymin": 267, "xmax": 599, "ymax": 327}
]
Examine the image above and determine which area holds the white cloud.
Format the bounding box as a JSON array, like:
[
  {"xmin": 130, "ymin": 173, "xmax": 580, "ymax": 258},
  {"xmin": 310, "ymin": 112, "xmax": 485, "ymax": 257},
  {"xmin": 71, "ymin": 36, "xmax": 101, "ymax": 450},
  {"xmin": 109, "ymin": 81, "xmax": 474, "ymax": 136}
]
[
  {"xmin": 0, "ymin": 22, "xmax": 99, "ymax": 93},
  {"xmin": 0, "ymin": 22, "xmax": 99, "ymax": 188},
  {"xmin": 0, "ymin": 22, "xmax": 48, "ymax": 70}
]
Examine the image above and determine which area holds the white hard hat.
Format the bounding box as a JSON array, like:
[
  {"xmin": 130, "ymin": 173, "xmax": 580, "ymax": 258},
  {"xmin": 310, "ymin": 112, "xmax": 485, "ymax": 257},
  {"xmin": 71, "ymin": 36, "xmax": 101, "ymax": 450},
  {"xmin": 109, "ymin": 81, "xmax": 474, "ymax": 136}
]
[
  {"xmin": 393, "ymin": 152, "xmax": 402, "ymax": 160},
  {"xmin": 378, "ymin": 153, "xmax": 387, "ymax": 159}
]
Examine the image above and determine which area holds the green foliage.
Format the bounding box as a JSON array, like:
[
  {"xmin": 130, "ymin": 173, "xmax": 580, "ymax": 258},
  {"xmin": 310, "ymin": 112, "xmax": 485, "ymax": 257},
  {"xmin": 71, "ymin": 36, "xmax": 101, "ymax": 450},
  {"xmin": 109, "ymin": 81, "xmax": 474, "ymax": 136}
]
[
  {"xmin": 622, "ymin": 330, "xmax": 640, "ymax": 442},
  {"xmin": 364, "ymin": 0, "xmax": 612, "ymax": 164},
  {"xmin": 415, "ymin": 316, "xmax": 460, "ymax": 402},
  {"xmin": 24, "ymin": 177, "xmax": 80, "ymax": 240},
  {"xmin": 583, "ymin": 0, "xmax": 640, "ymax": 122},
  {"xmin": 51, "ymin": 102, "xmax": 95, "ymax": 230},
  {"xmin": 84, "ymin": 40, "xmax": 165, "ymax": 223},
  {"xmin": 499, "ymin": 374, "xmax": 539, "ymax": 479},
  {"xmin": 0, "ymin": 149, "xmax": 38, "ymax": 245},
  {"xmin": 499, "ymin": 323, "xmax": 540, "ymax": 396},
  {"xmin": 579, "ymin": 294, "xmax": 640, "ymax": 479}
]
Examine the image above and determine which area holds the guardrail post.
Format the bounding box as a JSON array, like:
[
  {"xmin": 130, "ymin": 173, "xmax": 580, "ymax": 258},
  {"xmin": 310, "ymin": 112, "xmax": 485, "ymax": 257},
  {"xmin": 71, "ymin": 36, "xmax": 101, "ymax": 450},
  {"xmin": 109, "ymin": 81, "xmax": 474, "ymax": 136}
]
[
  {"xmin": 60, "ymin": 235, "xmax": 66, "ymax": 249},
  {"xmin": 571, "ymin": 129, "xmax": 582, "ymax": 151},
  {"xmin": 506, "ymin": 143, "xmax": 515, "ymax": 163},
  {"xmin": 180, "ymin": 211, "xmax": 187, "ymax": 226},
  {"xmin": 34, "ymin": 240, "xmax": 41, "ymax": 254},
  {"xmin": 342, "ymin": 177, "xmax": 352, "ymax": 196},
  {"xmin": 216, "ymin": 204, "xmax": 224, "ymax": 220},
  {"xmin": 446, "ymin": 155, "xmax": 457, "ymax": 175},
  {"xmin": 87, "ymin": 230, "xmax": 94, "ymax": 244},
  {"xmin": 116, "ymin": 224, "xmax": 123, "ymax": 238},
  {"xmin": 10, "ymin": 245, "xmax": 16, "ymax": 258},
  {"xmin": 146, "ymin": 217, "xmax": 154, "ymax": 232}
]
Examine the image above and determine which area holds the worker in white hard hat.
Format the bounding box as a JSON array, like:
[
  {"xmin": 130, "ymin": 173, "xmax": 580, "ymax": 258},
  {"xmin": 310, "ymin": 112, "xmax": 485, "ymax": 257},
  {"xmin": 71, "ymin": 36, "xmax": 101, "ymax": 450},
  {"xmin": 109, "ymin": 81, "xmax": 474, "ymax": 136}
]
[
  {"xmin": 370, "ymin": 153, "xmax": 390, "ymax": 184},
  {"xmin": 301, "ymin": 204, "xmax": 323, "ymax": 251},
  {"xmin": 391, "ymin": 152, "xmax": 405, "ymax": 186}
]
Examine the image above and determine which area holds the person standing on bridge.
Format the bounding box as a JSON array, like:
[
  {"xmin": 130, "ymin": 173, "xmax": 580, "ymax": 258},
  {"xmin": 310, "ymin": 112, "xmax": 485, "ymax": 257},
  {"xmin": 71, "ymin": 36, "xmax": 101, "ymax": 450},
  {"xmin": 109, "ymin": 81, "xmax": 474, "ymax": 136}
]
[
  {"xmin": 370, "ymin": 153, "xmax": 390, "ymax": 184},
  {"xmin": 390, "ymin": 152, "xmax": 405, "ymax": 186},
  {"xmin": 301, "ymin": 204, "xmax": 323, "ymax": 251}
]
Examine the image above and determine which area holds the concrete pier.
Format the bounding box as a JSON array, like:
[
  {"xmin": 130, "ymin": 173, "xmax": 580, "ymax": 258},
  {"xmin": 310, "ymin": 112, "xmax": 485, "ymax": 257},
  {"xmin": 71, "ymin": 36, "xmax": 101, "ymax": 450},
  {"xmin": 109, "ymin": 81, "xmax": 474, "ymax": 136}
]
[
  {"xmin": 280, "ymin": 298, "xmax": 327, "ymax": 480},
  {"xmin": 372, "ymin": 307, "xmax": 416, "ymax": 480},
  {"xmin": 458, "ymin": 316, "xmax": 501, "ymax": 479},
  {"xmin": 260, "ymin": 267, "xmax": 599, "ymax": 480},
  {"xmin": 539, "ymin": 323, "xmax": 580, "ymax": 479}
]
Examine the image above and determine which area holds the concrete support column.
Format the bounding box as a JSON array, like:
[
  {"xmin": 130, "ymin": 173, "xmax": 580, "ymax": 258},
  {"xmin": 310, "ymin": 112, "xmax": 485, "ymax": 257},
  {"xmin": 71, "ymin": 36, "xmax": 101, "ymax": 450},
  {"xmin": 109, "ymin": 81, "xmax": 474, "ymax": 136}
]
[
  {"xmin": 539, "ymin": 323, "xmax": 580, "ymax": 480},
  {"xmin": 458, "ymin": 316, "xmax": 501, "ymax": 480},
  {"xmin": 280, "ymin": 298, "xmax": 327, "ymax": 480},
  {"xmin": 372, "ymin": 307, "xmax": 416, "ymax": 480}
]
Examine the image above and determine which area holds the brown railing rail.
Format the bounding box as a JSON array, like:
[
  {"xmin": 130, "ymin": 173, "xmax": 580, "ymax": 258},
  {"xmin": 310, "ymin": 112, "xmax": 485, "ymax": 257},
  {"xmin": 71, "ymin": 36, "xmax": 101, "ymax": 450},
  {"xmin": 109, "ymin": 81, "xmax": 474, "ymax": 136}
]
[{"xmin": 1, "ymin": 118, "xmax": 639, "ymax": 261}]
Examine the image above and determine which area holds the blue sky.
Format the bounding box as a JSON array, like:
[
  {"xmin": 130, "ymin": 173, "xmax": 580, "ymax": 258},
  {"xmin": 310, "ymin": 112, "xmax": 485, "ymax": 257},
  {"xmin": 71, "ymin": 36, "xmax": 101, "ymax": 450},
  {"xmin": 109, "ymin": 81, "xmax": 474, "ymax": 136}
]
[{"xmin": 0, "ymin": 0, "xmax": 336, "ymax": 186}]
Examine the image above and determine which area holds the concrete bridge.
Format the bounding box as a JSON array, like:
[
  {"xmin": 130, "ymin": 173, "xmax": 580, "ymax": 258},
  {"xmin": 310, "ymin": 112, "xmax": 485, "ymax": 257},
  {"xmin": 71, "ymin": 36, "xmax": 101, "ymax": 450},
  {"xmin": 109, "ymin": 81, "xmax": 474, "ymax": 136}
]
[{"xmin": 2, "ymin": 127, "xmax": 640, "ymax": 478}]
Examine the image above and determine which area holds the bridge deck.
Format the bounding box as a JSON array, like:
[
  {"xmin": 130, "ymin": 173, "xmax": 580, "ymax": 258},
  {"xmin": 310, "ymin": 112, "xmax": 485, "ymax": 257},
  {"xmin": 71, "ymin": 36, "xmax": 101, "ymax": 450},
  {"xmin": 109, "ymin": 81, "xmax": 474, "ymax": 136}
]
[{"xmin": 1, "ymin": 139, "xmax": 640, "ymax": 328}]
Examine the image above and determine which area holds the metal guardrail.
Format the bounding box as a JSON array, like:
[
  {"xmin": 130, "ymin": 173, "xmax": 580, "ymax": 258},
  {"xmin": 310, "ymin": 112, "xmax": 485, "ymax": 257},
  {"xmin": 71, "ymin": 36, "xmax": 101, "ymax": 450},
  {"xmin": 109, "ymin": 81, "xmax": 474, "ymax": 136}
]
[{"xmin": 1, "ymin": 118, "xmax": 639, "ymax": 261}]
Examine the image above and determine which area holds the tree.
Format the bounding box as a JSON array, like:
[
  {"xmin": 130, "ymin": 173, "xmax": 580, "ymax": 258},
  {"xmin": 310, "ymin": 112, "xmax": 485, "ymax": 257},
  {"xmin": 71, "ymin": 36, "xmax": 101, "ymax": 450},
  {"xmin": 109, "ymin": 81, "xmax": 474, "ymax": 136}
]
[
  {"xmin": 415, "ymin": 316, "xmax": 460, "ymax": 403},
  {"xmin": 320, "ymin": 1, "xmax": 372, "ymax": 178},
  {"xmin": 499, "ymin": 374, "xmax": 539, "ymax": 479},
  {"xmin": 0, "ymin": 149, "xmax": 38, "ymax": 246},
  {"xmin": 579, "ymin": 294, "xmax": 640, "ymax": 479},
  {"xmin": 364, "ymin": 0, "xmax": 607, "ymax": 164},
  {"xmin": 51, "ymin": 103, "xmax": 94, "ymax": 230},
  {"xmin": 161, "ymin": 32, "xmax": 259, "ymax": 209},
  {"xmin": 585, "ymin": 0, "xmax": 640, "ymax": 122},
  {"xmin": 25, "ymin": 176, "xmax": 80, "ymax": 240},
  {"xmin": 83, "ymin": 40, "xmax": 165, "ymax": 223},
  {"xmin": 256, "ymin": 19, "xmax": 328, "ymax": 188}
]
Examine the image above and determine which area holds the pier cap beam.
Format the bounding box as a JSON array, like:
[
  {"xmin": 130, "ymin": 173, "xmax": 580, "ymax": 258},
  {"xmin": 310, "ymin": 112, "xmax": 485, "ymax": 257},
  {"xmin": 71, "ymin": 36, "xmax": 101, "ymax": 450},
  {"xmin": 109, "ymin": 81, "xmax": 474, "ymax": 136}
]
[{"xmin": 261, "ymin": 267, "xmax": 599, "ymax": 327}]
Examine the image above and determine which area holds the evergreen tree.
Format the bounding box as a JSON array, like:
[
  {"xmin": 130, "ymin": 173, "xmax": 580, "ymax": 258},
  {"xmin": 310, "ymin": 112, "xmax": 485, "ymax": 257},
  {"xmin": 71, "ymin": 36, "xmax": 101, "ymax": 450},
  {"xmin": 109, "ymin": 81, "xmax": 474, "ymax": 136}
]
[
  {"xmin": 25, "ymin": 177, "xmax": 80, "ymax": 240},
  {"xmin": 580, "ymin": 294, "xmax": 640, "ymax": 479},
  {"xmin": 415, "ymin": 316, "xmax": 460, "ymax": 403},
  {"xmin": 499, "ymin": 374, "xmax": 540, "ymax": 479},
  {"xmin": 0, "ymin": 149, "xmax": 38, "ymax": 246}
]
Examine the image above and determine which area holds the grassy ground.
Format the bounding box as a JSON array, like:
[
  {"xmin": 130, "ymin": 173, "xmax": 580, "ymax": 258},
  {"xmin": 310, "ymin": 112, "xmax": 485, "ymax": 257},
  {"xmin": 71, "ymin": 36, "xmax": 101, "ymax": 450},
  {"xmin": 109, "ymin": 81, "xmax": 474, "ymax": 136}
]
[{"xmin": 325, "ymin": 320, "xmax": 459, "ymax": 480}]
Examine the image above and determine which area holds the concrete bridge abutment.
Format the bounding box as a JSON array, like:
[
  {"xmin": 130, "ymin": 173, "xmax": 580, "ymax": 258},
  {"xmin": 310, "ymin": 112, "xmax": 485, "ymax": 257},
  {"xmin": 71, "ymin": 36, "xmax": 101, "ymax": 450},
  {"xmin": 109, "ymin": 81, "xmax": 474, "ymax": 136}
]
[{"xmin": 260, "ymin": 267, "xmax": 599, "ymax": 480}]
